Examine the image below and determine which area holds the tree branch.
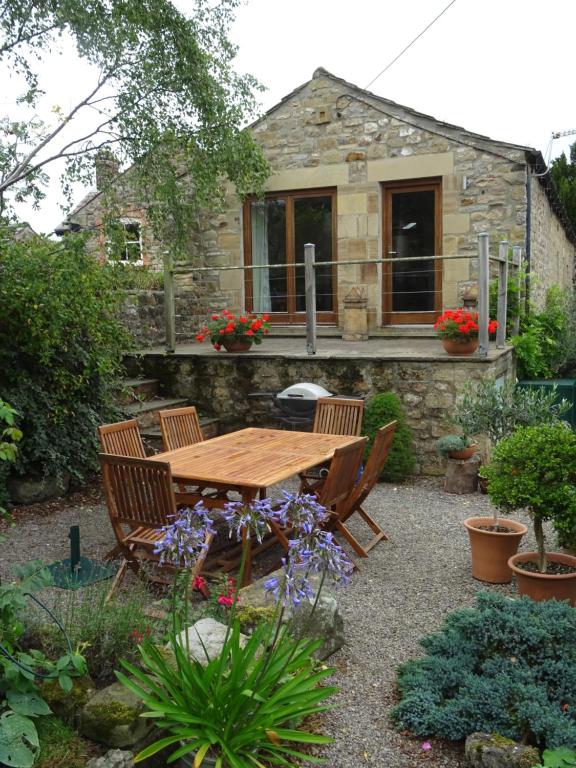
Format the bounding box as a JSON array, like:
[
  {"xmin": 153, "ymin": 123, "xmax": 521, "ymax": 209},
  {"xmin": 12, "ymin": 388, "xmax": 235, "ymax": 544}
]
[{"xmin": 0, "ymin": 76, "xmax": 113, "ymax": 194}]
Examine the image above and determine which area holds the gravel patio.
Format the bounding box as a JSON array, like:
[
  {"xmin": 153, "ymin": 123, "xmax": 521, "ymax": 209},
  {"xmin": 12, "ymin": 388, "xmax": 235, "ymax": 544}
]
[{"xmin": 0, "ymin": 477, "xmax": 537, "ymax": 768}]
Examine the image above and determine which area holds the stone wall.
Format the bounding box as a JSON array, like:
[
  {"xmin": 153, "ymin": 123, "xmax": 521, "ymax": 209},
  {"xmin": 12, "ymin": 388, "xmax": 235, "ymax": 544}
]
[
  {"xmin": 120, "ymin": 287, "xmax": 202, "ymax": 348},
  {"xmin": 528, "ymin": 171, "xmax": 575, "ymax": 308},
  {"xmin": 132, "ymin": 349, "xmax": 515, "ymax": 475}
]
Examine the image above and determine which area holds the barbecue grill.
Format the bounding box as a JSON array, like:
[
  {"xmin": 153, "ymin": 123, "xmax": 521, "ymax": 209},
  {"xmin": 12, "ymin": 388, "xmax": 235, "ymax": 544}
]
[{"xmin": 247, "ymin": 382, "xmax": 333, "ymax": 430}]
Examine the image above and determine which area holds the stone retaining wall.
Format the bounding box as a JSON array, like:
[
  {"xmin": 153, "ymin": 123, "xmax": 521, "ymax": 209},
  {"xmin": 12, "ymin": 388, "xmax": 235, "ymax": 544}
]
[
  {"xmin": 131, "ymin": 349, "xmax": 515, "ymax": 475},
  {"xmin": 120, "ymin": 289, "xmax": 201, "ymax": 347}
]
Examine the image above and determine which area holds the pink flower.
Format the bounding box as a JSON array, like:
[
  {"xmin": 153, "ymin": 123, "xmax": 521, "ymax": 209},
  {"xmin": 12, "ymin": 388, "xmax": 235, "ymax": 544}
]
[
  {"xmin": 421, "ymin": 741, "xmax": 432, "ymax": 752},
  {"xmin": 217, "ymin": 595, "xmax": 234, "ymax": 608}
]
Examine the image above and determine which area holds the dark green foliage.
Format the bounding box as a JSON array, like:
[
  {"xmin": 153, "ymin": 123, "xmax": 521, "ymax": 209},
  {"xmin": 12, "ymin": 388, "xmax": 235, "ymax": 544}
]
[
  {"xmin": 363, "ymin": 392, "xmax": 415, "ymax": 482},
  {"xmin": 512, "ymin": 287, "xmax": 573, "ymax": 379},
  {"xmin": 551, "ymin": 142, "xmax": 576, "ymax": 233},
  {"xmin": 483, "ymin": 423, "xmax": 576, "ymax": 570},
  {"xmin": 391, "ymin": 592, "xmax": 576, "ymax": 748},
  {"xmin": 0, "ymin": 231, "xmax": 129, "ymax": 493}
]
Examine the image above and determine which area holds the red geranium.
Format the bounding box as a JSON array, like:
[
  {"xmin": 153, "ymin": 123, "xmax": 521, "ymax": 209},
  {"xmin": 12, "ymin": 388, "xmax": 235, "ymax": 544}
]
[
  {"xmin": 196, "ymin": 310, "xmax": 271, "ymax": 349},
  {"xmin": 434, "ymin": 308, "xmax": 497, "ymax": 342}
]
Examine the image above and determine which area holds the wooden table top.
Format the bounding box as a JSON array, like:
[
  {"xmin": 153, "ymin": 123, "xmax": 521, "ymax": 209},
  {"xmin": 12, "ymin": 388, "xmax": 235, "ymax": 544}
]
[{"xmin": 150, "ymin": 427, "xmax": 363, "ymax": 489}]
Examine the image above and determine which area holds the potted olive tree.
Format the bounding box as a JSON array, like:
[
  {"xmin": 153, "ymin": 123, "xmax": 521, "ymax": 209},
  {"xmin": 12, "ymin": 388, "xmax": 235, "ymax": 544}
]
[
  {"xmin": 450, "ymin": 381, "xmax": 570, "ymax": 583},
  {"xmin": 483, "ymin": 422, "xmax": 576, "ymax": 604}
]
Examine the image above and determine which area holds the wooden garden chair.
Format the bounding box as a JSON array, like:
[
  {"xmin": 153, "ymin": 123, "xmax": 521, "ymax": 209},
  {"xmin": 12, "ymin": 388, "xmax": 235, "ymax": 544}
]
[
  {"xmin": 98, "ymin": 418, "xmax": 146, "ymax": 458},
  {"xmin": 98, "ymin": 419, "xmax": 147, "ymax": 558},
  {"xmin": 329, "ymin": 421, "xmax": 397, "ymax": 558},
  {"xmin": 159, "ymin": 406, "xmax": 203, "ymax": 451},
  {"xmin": 270, "ymin": 437, "xmax": 367, "ymax": 558},
  {"xmin": 312, "ymin": 397, "xmax": 364, "ymax": 436},
  {"xmin": 100, "ymin": 453, "xmax": 213, "ymax": 602},
  {"xmin": 300, "ymin": 397, "xmax": 365, "ymax": 493}
]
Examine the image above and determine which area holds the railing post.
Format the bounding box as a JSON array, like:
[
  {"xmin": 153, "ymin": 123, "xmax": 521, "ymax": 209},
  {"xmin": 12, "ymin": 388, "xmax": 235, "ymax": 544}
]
[
  {"xmin": 512, "ymin": 246, "xmax": 522, "ymax": 336},
  {"xmin": 496, "ymin": 240, "xmax": 508, "ymax": 349},
  {"xmin": 304, "ymin": 243, "xmax": 317, "ymax": 356},
  {"xmin": 477, "ymin": 233, "xmax": 490, "ymax": 358},
  {"xmin": 163, "ymin": 249, "xmax": 176, "ymax": 354}
]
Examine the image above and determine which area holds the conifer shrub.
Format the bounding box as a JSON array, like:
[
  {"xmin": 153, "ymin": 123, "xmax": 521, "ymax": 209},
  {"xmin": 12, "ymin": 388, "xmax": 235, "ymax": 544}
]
[
  {"xmin": 363, "ymin": 392, "xmax": 415, "ymax": 482},
  {"xmin": 391, "ymin": 592, "xmax": 576, "ymax": 748}
]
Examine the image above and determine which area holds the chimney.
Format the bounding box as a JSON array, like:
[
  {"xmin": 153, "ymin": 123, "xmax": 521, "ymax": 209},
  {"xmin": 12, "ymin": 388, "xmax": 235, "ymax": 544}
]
[{"xmin": 94, "ymin": 150, "xmax": 120, "ymax": 192}]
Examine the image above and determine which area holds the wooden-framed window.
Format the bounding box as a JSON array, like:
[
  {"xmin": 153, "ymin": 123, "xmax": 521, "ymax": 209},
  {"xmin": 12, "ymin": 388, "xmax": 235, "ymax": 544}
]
[
  {"xmin": 382, "ymin": 178, "xmax": 442, "ymax": 325},
  {"xmin": 243, "ymin": 189, "xmax": 337, "ymax": 324}
]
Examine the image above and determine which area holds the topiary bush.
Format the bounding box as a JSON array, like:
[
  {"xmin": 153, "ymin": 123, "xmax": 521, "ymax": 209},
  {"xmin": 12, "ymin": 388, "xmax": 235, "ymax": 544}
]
[
  {"xmin": 391, "ymin": 591, "xmax": 576, "ymax": 748},
  {"xmin": 363, "ymin": 392, "xmax": 415, "ymax": 482}
]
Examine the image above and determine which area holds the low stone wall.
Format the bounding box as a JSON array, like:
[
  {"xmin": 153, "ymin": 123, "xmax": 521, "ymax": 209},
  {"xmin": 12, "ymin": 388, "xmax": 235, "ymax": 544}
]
[
  {"xmin": 130, "ymin": 349, "xmax": 516, "ymax": 475},
  {"xmin": 120, "ymin": 290, "xmax": 202, "ymax": 348}
]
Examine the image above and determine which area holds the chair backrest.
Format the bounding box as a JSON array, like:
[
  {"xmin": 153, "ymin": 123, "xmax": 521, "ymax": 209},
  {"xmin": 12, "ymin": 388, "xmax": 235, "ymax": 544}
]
[
  {"xmin": 317, "ymin": 437, "xmax": 367, "ymax": 512},
  {"xmin": 100, "ymin": 453, "xmax": 176, "ymax": 528},
  {"xmin": 98, "ymin": 419, "xmax": 146, "ymax": 458},
  {"xmin": 313, "ymin": 397, "xmax": 364, "ymax": 436},
  {"xmin": 347, "ymin": 421, "xmax": 397, "ymax": 510},
  {"xmin": 159, "ymin": 406, "xmax": 203, "ymax": 452}
]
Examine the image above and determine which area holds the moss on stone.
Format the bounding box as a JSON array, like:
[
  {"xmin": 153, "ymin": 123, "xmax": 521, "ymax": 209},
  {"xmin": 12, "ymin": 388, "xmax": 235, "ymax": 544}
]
[
  {"xmin": 87, "ymin": 700, "xmax": 139, "ymax": 730},
  {"xmin": 235, "ymin": 605, "xmax": 276, "ymax": 632},
  {"xmin": 40, "ymin": 675, "xmax": 95, "ymax": 722},
  {"xmin": 488, "ymin": 733, "xmax": 517, "ymax": 747}
]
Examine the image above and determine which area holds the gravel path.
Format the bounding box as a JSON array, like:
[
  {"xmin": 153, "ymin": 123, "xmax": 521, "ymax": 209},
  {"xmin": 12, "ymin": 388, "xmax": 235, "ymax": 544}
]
[{"xmin": 0, "ymin": 477, "xmax": 538, "ymax": 767}]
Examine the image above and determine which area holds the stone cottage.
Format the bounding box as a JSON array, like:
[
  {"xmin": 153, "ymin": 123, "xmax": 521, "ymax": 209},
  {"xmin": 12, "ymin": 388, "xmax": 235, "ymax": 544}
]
[{"xmin": 62, "ymin": 67, "xmax": 575, "ymax": 333}]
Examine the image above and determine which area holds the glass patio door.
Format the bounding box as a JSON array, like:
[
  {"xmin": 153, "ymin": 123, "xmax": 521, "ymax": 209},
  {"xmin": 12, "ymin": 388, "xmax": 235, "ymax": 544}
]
[
  {"xmin": 245, "ymin": 190, "xmax": 337, "ymax": 324},
  {"xmin": 382, "ymin": 180, "xmax": 442, "ymax": 324}
]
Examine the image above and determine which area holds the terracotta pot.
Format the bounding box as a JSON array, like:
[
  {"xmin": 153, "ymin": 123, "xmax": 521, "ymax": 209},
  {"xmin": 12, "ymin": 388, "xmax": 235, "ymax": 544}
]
[
  {"xmin": 222, "ymin": 339, "xmax": 252, "ymax": 353},
  {"xmin": 508, "ymin": 551, "xmax": 576, "ymax": 605},
  {"xmin": 441, "ymin": 337, "xmax": 479, "ymax": 355},
  {"xmin": 448, "ymin": 444, "xmax": 478, "ymax": 460},
  {"xmin": 463, "ymin": 516, "xmax": 528, "ymax": 583}
]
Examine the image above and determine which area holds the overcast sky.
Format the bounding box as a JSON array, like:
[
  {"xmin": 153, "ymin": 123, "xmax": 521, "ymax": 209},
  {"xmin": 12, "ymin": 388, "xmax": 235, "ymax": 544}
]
[{"xmin": 5, "ymin": 0, "xmax": 575, "ymax": 234}]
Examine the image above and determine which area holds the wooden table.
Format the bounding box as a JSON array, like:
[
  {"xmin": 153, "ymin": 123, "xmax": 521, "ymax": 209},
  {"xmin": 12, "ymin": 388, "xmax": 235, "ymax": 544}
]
[{"xmin": 150, "ymin": 427, "xmax": 363, "ymax": 583}]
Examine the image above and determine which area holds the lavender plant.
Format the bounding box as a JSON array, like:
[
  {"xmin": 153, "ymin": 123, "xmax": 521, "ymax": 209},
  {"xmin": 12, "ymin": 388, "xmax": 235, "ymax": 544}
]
[{"xmin": 118, "ymin": 493, "xmax": 352, "ymax": 767}]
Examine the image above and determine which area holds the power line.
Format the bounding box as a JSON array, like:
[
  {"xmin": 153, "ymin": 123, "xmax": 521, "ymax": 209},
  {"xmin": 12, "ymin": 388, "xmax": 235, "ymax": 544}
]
[{"xmin": 364, "ymin": 0, "xmax": 458, "ymax": 90}]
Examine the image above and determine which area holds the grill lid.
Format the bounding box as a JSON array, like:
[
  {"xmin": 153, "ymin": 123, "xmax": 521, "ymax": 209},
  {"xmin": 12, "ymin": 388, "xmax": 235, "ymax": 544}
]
[{"xmin": 276, "ymin": 382, "xmax": 332, "ymax": 401}]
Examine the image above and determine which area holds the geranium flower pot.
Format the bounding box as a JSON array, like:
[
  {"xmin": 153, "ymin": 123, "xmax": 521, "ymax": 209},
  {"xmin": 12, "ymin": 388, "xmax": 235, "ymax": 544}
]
[
  {"xmin": 222, "ymin": 339, "xmax": 253, "ymax": 352},
  {"xmin": 508, "ymin": 551, "xmax": 576, "ymax": 605},
  {"xmin": 463, "ymin": 516, "xmax": 528, "ymax": 583},
  {"xmin": 442, "ymin": 338, "xmax": 479, "ymax": 355}
]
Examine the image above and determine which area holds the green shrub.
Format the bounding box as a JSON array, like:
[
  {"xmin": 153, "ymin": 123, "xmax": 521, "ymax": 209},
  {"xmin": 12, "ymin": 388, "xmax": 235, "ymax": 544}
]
[
  {"xmin": 512, "ymin": 286, "xmax": 572, "ymax": 379},
  {"xmin": 391, "ymin": 592, "xmax": 576, "ymax": 748},
  {"xmin": 435, "ymin": 434, "xmax": 472, "ymax": 457},
  {"xmin": 28, "ymin": 580, "xmax": 166, "ymax": 686},
  {"xmin": 0, "ymin": 230, "xmax": 130, "ymax": 491},
  {"xmin": 363, "ymin": 392, "xmax": 415, "ymax": 482},
  {"xmin": 483, "ymin": 423, "xmax": 576, "ymax": 571}
]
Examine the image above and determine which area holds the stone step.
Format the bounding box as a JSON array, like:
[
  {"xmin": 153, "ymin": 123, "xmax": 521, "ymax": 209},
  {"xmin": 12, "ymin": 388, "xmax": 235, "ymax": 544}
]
[
  {"xmin": 115, "ymin": 377, "xmax": 160, "ymax": 404},
  {"xmin": 122, "ymin": 397, "xmax": 190, "ymax": 428}
]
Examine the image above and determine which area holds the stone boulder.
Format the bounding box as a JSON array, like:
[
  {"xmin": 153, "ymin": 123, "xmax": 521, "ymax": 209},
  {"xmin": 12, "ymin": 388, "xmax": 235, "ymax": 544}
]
[
  {"xmin": 465, "ymin": 733, "xmax": 540, "ymax": 768},
  {"xmin": 80, "ymin": 681, "xmax": 153, "ymax": 748},
  {"xmin": 240, "ymin": 570, "xmax": 344, "ymax": 660},
  {"xmin": 85, "ymin": 749, "xmax": 135, "ymax": 768},
  {"xmin": 175, "ymin": 617, "xmax": 248, "ymax": 666},
  {"xmin": 40, "ymin": 674, "xmax": 95, "ymax": 723},
  {"xmin": 8, "ymin": 473, "xmax": 69, "ymax": 504}
]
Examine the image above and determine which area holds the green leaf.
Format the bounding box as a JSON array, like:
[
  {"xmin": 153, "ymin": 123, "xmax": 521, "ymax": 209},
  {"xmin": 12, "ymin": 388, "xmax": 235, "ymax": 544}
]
[
  {"xmin": 0, "ymin": 712, "xmax": 39, "ymax": 768},
  {"xmin": 58, "ymin": 674, "xmax": 73, "ymax": 693},
  {"xmin": 6, "ymin": 692, "xmax": 51, "ymax": 717}
]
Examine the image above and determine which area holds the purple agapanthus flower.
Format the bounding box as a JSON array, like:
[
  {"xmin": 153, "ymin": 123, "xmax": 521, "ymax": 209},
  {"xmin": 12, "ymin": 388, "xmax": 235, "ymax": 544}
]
[
  {"xmin": 275, "ymin": 491, "xmax": 329, "ymax": 534},
  {"xmin": 265, "ymin": 528, "xmax": 353, "ymax": 607},
  {"xmin": 221, "ymin": 497, "xmax": 283, "ymax": 543},
  {"xmin": 154, "ymin": 501, "xmax": 216, "ymax": 567}
]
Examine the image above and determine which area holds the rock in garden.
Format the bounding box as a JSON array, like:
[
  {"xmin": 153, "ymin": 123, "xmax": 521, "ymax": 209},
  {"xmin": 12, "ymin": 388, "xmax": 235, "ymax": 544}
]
[
  {"xmin": 240, "ymin": 570, "xmax": 344, "ymax": 659},
  {"xmin": 40, "ymin": 673, "xmax": 95, "ymax": 723},
  {"xmin": 85, "ymin": 749, "xmax": 135, "ymax": 768},
  {"xmin": 289, "ymin": 595, "xmax": 344, "ymax": 660},
  {"xmin": 465, "ymin": 732, "xmax": 540, "ymax": 768},
  {"xmin": 445, "ymin": 453, "xmax": 482, "ymax": 494},
  {"xmin": 8, "ymin": 473, "xmax": 69, "ymax": 504},
  {"xmin": 176, "ymin": 617, "xmax": 248, "ymax": 665},
  {"xmin": 80, "ymin": 681, "xmax": 153, "ymax": 748}
]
